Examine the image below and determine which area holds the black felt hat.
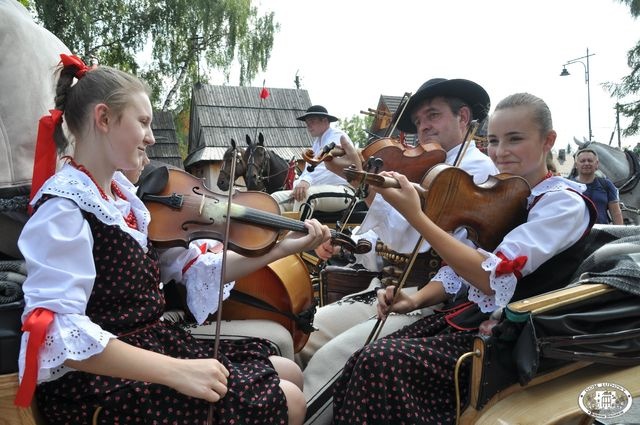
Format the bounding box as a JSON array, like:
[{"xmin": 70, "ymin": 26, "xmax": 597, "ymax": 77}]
[
  {"xmin": 396, "ymin": 78, "xmax": 490, "ymax": 133},
  {"xmin": 296, "ymin": 105, "xmax": 338, "ymax": 122}
]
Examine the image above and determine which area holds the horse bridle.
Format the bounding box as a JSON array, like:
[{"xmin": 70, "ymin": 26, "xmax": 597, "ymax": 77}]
[
  {"xmin": 246, "ymin": 145, "xmax": 290, "ymax": 191},
  {"xmin": 220, "ymin": 149, "xmax": 245, "ymax": 185}
]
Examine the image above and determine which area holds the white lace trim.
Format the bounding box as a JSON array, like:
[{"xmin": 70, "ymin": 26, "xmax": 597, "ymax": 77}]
[
  {"xmin": 466, "ymin": 249, "xmax": 519, "ymax": 312},
  {"xmin": 184, "ymin": 251, "xmax": 235, "ymax": 324},
  {"xmin": 18, "ymin": 313, "xmax": 115, "ymax": 383},
  {"xmin": 32, "ymin": 165, "xmax": 150, "ymax": 248},
  {"xmin": 433, "ymin": 265, "xmax": 467, "ymax": 295}
]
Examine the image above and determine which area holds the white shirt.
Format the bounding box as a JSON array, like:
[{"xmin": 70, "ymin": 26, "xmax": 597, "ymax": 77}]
[
  {"xmin": 18, "ymin": 165, "xmax": 231, "ymax": 383},
  {"xmin": 355, "ymin": 142, "xmax": 499, "ymax": 262},
  {"xmin": 295, "ymin": 127, "xmax": 354, "ymax": 188},
  {"xmin": 434, "ymin": 176, "xmax": 590, "ymax": 313}
]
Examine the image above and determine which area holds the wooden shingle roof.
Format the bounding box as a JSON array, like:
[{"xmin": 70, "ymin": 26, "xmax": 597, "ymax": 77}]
[
  {"xmin": 150, "ymin": 110, "xmax": 183, "ymax": 169},
  {"xmin": 184, "ymin": 84, "xmax": 313, "ymax": 167}
]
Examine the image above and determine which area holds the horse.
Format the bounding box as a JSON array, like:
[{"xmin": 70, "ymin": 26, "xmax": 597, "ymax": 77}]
[
  {"xmin": 216, "ymin": 138, "xmax": 246, "ymax": 191},
  {"xmin": 573, "ymin": 139, "xmax": 640, "ymax": 225},
  {"xmin": 244, "ymin": 133, "xmax": 295, "ymax": 194}
]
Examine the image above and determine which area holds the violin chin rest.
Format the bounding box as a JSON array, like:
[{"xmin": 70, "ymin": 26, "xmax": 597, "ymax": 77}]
[{"xmin": 137, "ymin": 165, "xmax": 169, "ymax": 197}]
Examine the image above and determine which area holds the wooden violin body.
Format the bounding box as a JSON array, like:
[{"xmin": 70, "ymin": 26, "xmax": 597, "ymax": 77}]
[
  {"xmin": 221, "ymin": 253, "xmax": 313, "ymax": 352},
  {"xmin": 344, "ymin": 164, "xmax": 531, "ymax": 251},
  {"xmin": 360, "ymin": 137, "xmax": 446, "ymax": 182},
  {"xmin": 139, "ymin": 167, "xmax": 368, "ymax": 256},
  {"xmin": 302, "ymin": 137, "xmax": 446, "ymax": 182},
  {"xmin": 421, "ymin": 164, "xmax": 531, "ymax": 251}
]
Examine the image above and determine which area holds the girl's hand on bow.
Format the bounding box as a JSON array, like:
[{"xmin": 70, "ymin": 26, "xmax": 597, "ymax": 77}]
[{"xmin": 376, "ymin": 285, "xmax": 418, "ymax": 319}]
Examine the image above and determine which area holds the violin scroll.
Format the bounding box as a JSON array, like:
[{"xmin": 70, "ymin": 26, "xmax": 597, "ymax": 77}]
[{"xmin": 302, "ymin": 142, "xmax": 346, "ymax": 172}]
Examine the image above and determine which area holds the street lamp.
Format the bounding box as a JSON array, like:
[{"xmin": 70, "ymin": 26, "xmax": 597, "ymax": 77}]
[{"xmin": 560, "ymin": 48, "xmax": 596, "ymax": 142}]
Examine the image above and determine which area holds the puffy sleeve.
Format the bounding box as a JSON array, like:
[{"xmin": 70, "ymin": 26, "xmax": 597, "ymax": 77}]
[
  {"xmin": 18, "ymin": 198, "xmax": 115, "ymax": 383},
  {"xmin": 158, "ymin": 240, "xmax": 234, "ymax": 325},
  {"xmin": 468, "ymin": 188, "xmax": 590, "ymax": 312}
]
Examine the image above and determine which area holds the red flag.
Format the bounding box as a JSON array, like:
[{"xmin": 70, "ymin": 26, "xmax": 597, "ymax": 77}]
[{"xmin": 260, "ymin": 87, "xmax": 269, "ymax": 99}]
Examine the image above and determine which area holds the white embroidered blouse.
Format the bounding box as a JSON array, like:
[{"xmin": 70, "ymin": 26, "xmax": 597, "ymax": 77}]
[
  {"xmin": 433, "ymin": 176, "xmax": 590, "ymax": 313},
  {"xmin": 18, "ymin": 165, "xmax": 233, "ymax": 383}
]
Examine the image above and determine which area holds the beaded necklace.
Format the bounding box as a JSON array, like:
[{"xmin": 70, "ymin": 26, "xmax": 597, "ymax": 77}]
[{"xmin": 67, "ymin": 158, "xmax": 139, "ymax": 230}]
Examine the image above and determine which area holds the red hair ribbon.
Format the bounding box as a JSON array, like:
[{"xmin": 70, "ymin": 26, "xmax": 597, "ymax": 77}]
[
  {"xmin": 495, "ymin": 252, "xmax": 527, "ymax": 279},
  {"xmin": 14, "ymin": 308, "xmax": 55, "ymax": 408},
  {"xmin": 59, "ymin": 53, "xmax": 91, "ymax": 79},
  {"xmin": 29, "ymin": 109, "xmax": 63, "ymax": 212}
]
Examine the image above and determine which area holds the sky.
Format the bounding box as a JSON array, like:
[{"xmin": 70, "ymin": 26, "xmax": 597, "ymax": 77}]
[{"xmin": 223, "ymin": 0, "xmax": 639, "ymax": 151}]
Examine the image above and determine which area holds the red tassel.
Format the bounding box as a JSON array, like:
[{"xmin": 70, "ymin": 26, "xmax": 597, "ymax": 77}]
[
  {"xmin": 260, "ymin": 87, "xmax": 270, "ymax": 99},
  {"xmin": 14, "ymin": 308, "xmax": 55, "ymax": 408},
  {"xmin": 29, "ymin": 110, "xmax": 63, "ymax": 212}
]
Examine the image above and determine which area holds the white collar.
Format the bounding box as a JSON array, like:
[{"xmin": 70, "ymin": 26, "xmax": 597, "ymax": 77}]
[{"xmin": 32, "ymin": 164, "xmax": 150, "ymax": 244}]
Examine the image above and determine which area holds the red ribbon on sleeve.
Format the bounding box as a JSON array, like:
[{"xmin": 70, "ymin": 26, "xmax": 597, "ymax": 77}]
[
  {"xmin": 495, "ymin": 252, "xmax": 527, "ymax": 279},
  {"xmin": 14, "ymin": 308, "xmax": 55, "ymax": 408},
  {"xmin": 181, "ymin": 242, "xmax": 209, "ymax": 275}
]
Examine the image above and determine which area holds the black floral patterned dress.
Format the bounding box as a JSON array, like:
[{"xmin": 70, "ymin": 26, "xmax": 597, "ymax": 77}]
[{"xmin": 36, "ymin": 209, "xmax": 288, "ymax": 424}]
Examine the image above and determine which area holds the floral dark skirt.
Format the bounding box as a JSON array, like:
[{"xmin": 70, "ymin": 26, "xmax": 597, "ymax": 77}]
[
  {"xmin": 37, "ymin": 322, "xmax": 287, "ymax": 425},
  {"xmin": 333, "ymin": 312, "xmax": 476, "ymax": 425}
]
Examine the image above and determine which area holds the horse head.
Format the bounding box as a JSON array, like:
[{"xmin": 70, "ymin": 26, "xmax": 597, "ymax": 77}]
[
  {"xmin": 244, "ymin": 133, "xmax": 291, "ymax": 193},
  {"xmin": 574, "ymin": 140, "xmax": 630, "ymax": 184},
  {"xmin": 217, "ymin": 138, "xmax": 246, "ymax": 191},
  {"xmin": 244, "ymin": 133, "xmax": 270, "ymax": 191},
  {"xmin": 574, "ymin": 140, "xmax": 640, "ymax": 224}
]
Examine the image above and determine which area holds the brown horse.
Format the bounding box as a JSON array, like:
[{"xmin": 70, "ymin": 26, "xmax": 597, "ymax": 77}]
[
  {"xmin": 244, "ymin": 133, "xmax": 295, "ymax": 194},
  {"xmin": 216, "ymin": 138, "xmax": 246, "ymax": 191}
]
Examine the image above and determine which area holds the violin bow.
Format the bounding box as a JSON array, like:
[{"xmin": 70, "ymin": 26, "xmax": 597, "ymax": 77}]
[
  {"xmin": 364, "ymin": 118, "xmax": 480, "ymax": 344},
  {"xmin": 364, "ymin": 233, "xmax": 425, "ymax": 344},
  {"xmin": 208, "ymin": 145, "xmax": 238, "ymax": 424},
  {"xmin": 385, "ymin": 92, "xmax": 412, "ymax": 138}
]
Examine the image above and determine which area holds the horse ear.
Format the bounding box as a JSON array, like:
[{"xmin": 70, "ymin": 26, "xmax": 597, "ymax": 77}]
[
  {"xmin": 258, "ymin": 132, "xmax": 264, "ymax": 145},
  {"xmin": 246, "ymin": 134, "xmax": 252, "ymax": 146},
  {"xmin": 231, "ymin": 138, "xmax": 237, "ymax": 149}
]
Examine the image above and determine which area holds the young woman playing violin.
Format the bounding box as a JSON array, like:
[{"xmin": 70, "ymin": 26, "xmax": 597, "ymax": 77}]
[
  {"xmin": 332, "ymin": 93, "xmax": 596, "ymax": 424},
  {"xmin": 16, "ymin": 55, "xmax": 331, "ymax": 425}
]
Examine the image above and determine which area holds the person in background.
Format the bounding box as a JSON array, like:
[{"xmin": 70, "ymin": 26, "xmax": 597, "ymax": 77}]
[
  {"xmin": 271, "ymin": 105, "xmax": 356, "ymax": 215},
  {"xmin": 572, "ymin": 148, "xmax": 624, "ymax": 224},
  {"xmin": 331, "ymin": 92, "xmax": 596, "ymax": 424},
  {"xmin": 16, "ymin": 54, "xmax": 331, "ymax": 425}
]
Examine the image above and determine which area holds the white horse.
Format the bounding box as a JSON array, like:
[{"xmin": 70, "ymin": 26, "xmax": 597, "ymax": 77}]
[
  {"xmin": 0, "ymin": 0, "xmax": 70, "ymax": 259},
  {"xmin": 573, "ymin": 139, "xmax": 640, "ymax": 225}
]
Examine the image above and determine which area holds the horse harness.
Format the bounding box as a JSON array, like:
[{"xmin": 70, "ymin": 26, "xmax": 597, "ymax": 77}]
[{"xmin": 246, "ymin": 145, "xmax": 290, "ymax": 192}]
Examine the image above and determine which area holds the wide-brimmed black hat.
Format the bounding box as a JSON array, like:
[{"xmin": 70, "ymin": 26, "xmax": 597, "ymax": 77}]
[
  {"xmin": 396, "ymin": 78, "xmax": 490, "ymax": 133},
  {"xmin": 297, "ymin": 105, "xmax": 338, "ymax": 122}
]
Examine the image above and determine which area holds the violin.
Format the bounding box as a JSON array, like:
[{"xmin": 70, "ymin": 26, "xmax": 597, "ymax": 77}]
[
  {"xmin": 344, "ymin": 164, "xmax": 531, "ymax": 251},
  {"xmin": 303, "ymin": 137, "xmax": 446, "ymax": 183},
  {"xmin": 138, "ymin": 166, "xmax": 371, "ymax": 256}
]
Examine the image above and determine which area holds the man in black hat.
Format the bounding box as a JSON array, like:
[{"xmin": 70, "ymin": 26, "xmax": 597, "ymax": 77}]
[
  {"xmin": 271, "ymin": 105, "xmax": 356, "ymax": 215},
  {"xmin": 301, "ymin": 78, "xmax": 499, "ymax": 424}
]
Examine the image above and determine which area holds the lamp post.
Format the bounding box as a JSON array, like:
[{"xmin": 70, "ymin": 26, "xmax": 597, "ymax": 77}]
[{"xmin": 560, "ymin": 48, "xmax": 596, "ymax": 142}]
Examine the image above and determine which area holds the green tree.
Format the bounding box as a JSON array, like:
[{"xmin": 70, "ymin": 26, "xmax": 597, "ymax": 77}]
[
  {"xmin": 338, "ymin": 114, "xmax": 374, "ymax": 148},
  {"xmin": 28, "ymin": 0, "xmax": 278, "ymax": 113},
  {"xmin": 605, "ymin": 0, "xmax": 640, "ymax": 136}
]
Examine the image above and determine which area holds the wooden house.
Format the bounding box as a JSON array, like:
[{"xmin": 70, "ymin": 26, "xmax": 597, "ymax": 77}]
[
  {"xmin": 184, "ymin": 83, "xmax": 313, "ymax": 189},
  {"xmin": 149, "ymin": 110, "xmax": 183, "ymax": 169},
  {"xmin": 364, "ymin": 94, "xmax": 417, "ymax": 146}
]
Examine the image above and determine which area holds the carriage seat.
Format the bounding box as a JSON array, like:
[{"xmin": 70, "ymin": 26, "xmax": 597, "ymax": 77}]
[{"xmin": 460, "ymin": 283, "xmax": 640, "ymax": 424}]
